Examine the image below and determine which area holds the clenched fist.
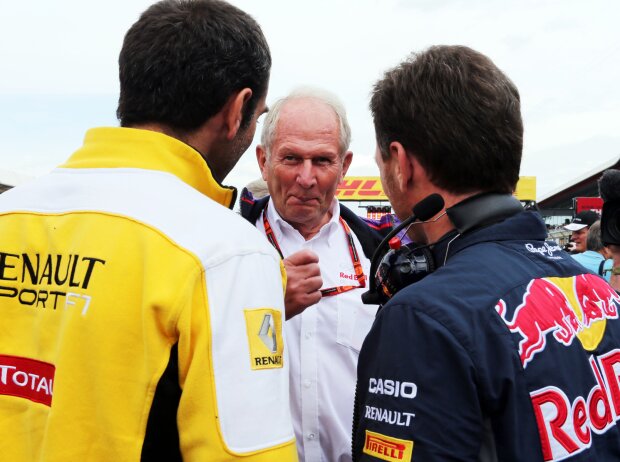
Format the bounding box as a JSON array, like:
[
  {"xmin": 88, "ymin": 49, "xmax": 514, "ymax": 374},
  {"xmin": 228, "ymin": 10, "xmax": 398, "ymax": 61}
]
[{"xmin": 283, "ymin": 249, "xmax": 323, "ymax": 319}]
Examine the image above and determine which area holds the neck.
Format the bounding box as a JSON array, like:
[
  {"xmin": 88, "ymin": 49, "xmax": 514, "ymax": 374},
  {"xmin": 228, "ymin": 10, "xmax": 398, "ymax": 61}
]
[
  {"xmin": 127, "ymin": 123, "xmax": 187, "ymax": 142},
  {"xmin": 415, "ymin": 191, "xmax": 480, "ymax": 244},
  {"xmin": 412, "ymin": 213, "xmax": 452, "ymax": 245},
  {"xmin": 421, "ymin": 191, "xmax": 525, "ymax": 246},
  {"xmin": 293, "ymin": 210, "xmax": 333, "ymax": 240},
  {"xmin": 130, "ymin": 120, "xmax": 218, "ymax": 159}
]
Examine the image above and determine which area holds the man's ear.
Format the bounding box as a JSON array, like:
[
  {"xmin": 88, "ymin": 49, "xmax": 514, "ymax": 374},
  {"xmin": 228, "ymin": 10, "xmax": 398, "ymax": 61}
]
[
  {"xmin": 224, "ymin": 88, "xmax": 253, "ymax": 140},
  {"xmin": 256, "ymin": 144, "xmax": 268, "ymax": 181},
  {"xmin": 340, "ymin": 151, "xmax": 353, "ymax": 181},
  {"xmin": 389, "ymin": 141, "xmax": 413, "ymax": 192}
]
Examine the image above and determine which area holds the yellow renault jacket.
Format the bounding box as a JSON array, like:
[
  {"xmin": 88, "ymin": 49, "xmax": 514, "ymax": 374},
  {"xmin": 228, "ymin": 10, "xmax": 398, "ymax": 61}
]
[{"xmin": 0, "ymin": 127, "xmax": 297, "ymax": 461}]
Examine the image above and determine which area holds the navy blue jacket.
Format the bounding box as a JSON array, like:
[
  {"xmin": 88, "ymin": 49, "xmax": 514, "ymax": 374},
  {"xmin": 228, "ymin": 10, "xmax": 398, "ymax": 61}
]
[{"xmin": 353, "ymin": 209, "xmax": 620, "ymax": 461}]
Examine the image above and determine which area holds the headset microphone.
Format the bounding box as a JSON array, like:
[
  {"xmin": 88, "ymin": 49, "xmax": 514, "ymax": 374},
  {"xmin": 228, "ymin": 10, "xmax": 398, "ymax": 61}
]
[{"xmin": 362, "ymin": 193, "xmax": 444, "ymax": 305}]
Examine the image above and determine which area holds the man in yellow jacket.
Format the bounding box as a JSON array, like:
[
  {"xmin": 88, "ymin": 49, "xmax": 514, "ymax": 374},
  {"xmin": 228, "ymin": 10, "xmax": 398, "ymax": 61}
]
[{"xmin": 0, "ymin": 1, "xmax": 297, "ymax": 460}]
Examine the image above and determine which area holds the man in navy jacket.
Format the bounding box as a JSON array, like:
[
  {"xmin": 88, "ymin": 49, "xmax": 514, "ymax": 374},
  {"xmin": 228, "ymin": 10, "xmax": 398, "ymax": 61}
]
[{"xmin": 352, "ymin": 45, "xmax": 620, "ymax": 461}]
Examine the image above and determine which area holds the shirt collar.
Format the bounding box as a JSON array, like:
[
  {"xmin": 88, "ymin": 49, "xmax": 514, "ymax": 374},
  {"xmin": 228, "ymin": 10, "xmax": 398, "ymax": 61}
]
[
  {"xmin": 59, "ymin": 127, "xmax": 236, "ymax": 208},
  {"xmin": 267, "ymin": 197, "xmax": 341, "ymax": 244}
]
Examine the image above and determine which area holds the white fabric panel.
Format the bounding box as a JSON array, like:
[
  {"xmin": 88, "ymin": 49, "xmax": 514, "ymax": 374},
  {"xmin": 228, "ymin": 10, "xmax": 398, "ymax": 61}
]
[
  {"xmin": 0, "ymin": 168, "xmax": 277, "ymax": 267},
  {"xmin": 205, "ymin": 252, "xmax": 293, "ymax": 451},
  {"xmin": 0, "ymin": 167, "xmax": 294, "ymax": 450}
]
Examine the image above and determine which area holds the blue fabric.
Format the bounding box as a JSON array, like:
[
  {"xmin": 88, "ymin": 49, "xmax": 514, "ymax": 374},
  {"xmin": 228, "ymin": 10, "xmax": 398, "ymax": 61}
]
[
  {"xmin": 572, "ymin": 251, "xmax": 613, "ymax": 282},
  {"xmin": 604, "ymin": 258, "xmax": 614, "ymax": 281},
  {"xmin": 353, "ymin": 210, "xmax": 620, "ymax": 461}
]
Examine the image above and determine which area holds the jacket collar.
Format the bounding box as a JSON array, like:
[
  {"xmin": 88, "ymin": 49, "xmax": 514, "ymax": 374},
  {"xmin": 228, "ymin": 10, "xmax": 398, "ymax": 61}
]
[
  {"xmin": 446, "ymin": 193, "xmax": 525, "ymax": 234},
  {"xmin": 431, "ymin": 194, "xmax": 547, "ymax": 265},
  {"xmin": 60, "ymin": 127, "xmax": 237, "ymax": 208}
]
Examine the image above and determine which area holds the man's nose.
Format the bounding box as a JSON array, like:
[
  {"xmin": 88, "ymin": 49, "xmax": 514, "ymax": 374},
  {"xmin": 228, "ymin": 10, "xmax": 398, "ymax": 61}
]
[{"xmin": 296, "ymin": 160, "xmax": 317, "ymax": 188}]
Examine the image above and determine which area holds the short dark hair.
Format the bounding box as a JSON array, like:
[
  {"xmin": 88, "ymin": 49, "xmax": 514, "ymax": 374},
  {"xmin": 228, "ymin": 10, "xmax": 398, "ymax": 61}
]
[
  {"xmin": 371, "ymin": 45, "xmax": 523, "ymax": 195},
  {"xmin": 117, "ymin": 0, "xmax": 271, "ymax": 131}
]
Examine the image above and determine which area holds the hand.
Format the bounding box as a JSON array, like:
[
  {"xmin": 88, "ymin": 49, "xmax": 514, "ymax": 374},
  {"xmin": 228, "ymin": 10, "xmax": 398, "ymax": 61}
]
[{"xmin": 283, "ymin": 249, "xmax": 322, "ymax": 319}]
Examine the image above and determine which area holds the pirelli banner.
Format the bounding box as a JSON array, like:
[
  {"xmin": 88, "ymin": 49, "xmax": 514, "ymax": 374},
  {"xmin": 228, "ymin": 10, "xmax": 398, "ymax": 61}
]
[{"xmin": 336, "ymin": 176, "xmax": 537, "ymax": 202}]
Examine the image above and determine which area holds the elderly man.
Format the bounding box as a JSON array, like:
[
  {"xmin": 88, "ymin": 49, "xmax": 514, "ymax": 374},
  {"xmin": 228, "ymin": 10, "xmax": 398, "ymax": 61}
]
[
  {"xmin": 352, "ymin": 45, "xmax": 620, "ymax": 461},
  {"xmin": 241, "ymin": 88, "xmax": 390, "ymax": 462}
]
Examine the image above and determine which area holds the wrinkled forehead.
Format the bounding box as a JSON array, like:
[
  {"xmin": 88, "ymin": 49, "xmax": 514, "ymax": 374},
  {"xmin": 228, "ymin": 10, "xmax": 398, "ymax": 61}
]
[
  {"xmin": 276, "ymin": 98, "xmax": 339, "ymax": 134},
  {"xmin": 263, "ymin": 95, "xmax": 348, "ymax": 156}
]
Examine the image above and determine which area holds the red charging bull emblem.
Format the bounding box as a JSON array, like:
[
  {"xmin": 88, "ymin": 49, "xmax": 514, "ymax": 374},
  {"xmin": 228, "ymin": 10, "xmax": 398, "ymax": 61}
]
[{"xmin": 496, "ymin": 274, "xmax": 620, "ymax": 367}]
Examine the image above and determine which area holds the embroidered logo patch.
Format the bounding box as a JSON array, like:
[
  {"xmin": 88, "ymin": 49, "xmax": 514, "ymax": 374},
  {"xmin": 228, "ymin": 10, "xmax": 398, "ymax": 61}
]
[
  {"xmin": 244, "ymin": 309, "xmax": 284, "ymax": 370},
  {"xmin": 0, "ymin": 355, "xmax": 55, "ymax": 406},
  {"xmin": 495, "ymin": 274, "xmax": 620, "ymax": 367},
  {"xmin": 363, "ymin": 430, "xmax": 414, "ymax": 461}
]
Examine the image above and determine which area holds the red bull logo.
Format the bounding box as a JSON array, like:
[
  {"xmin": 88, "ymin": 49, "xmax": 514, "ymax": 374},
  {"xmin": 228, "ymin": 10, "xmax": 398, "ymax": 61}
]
[
  {"xmin": 496, "ymin": 274, "xmax": 620, "ymax": 367},
  {"xmin": 530, "ymin": 350, "xmax": 620, "ymax": 461}
]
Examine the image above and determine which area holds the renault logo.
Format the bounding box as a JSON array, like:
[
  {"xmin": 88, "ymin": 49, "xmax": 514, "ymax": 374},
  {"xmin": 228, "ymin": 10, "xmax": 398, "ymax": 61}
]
[{"xmin": 258, "ymin": 313, "xmax": 277, "ymax": 353}]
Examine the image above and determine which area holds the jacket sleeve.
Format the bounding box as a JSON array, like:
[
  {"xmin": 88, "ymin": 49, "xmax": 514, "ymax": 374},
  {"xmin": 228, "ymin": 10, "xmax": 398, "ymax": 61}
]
[
  {"xmin": 353, "ymin": 302, "xmax": 483, "ymax": 461},
  {"xmin": 176, "ymin": 248, "xmax": 298, "ymax": 461}
]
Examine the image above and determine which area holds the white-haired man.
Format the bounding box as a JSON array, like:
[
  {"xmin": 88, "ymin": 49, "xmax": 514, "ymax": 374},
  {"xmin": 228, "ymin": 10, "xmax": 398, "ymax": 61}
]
[{"xmin": 240, "ymin": 88, "xmax": 393, "ymax": 462}]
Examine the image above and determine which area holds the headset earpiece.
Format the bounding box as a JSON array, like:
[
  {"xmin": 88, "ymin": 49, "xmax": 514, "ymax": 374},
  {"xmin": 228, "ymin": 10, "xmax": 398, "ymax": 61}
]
[
  {"xmin": 361, "ymin": 194, "xmax": 444, "ymax": 306},
  {"xmin": 373, "ymin": 242, "xmax": 436, "ymax": 304},
  {"xmin": 362, "ymin": 193, "xmax": 524, "ymax": 306}
]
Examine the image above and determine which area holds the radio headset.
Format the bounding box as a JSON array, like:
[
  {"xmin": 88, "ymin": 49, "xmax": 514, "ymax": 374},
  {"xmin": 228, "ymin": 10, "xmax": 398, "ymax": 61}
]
[
  {"xmin": 361, "ymin": 194, "xmax": 444, "ymax": 305},
  {"xmin": 361, "ymin": 192, "xmax": 524, "ymax": 305}
]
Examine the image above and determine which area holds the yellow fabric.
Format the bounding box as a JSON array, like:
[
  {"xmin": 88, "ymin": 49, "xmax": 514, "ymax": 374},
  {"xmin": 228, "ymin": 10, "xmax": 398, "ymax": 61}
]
[
  {"xmin": 61, "ymin": 127, "xmax": 236, "ymax": 208},
  {"xmin": 0, "ymin": 128, "xmax": 296, "ymax": 461}
]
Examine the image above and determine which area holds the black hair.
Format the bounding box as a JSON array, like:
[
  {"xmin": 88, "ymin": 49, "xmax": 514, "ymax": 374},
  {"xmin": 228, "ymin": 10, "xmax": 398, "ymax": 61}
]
[
  {"xmin": 371, "ymin": 45, "xmax": 522, "ymax": 194},
  {"xmin": 117, "ymin": 0, "xmax": 271, "ymax": 131}
]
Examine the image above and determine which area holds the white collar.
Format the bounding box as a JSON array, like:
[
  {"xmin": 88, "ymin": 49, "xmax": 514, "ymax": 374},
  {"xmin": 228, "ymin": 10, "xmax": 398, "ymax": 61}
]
[{"xmin": 266, "ymin": 197, "xmax": 341, "ymax": 244}]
